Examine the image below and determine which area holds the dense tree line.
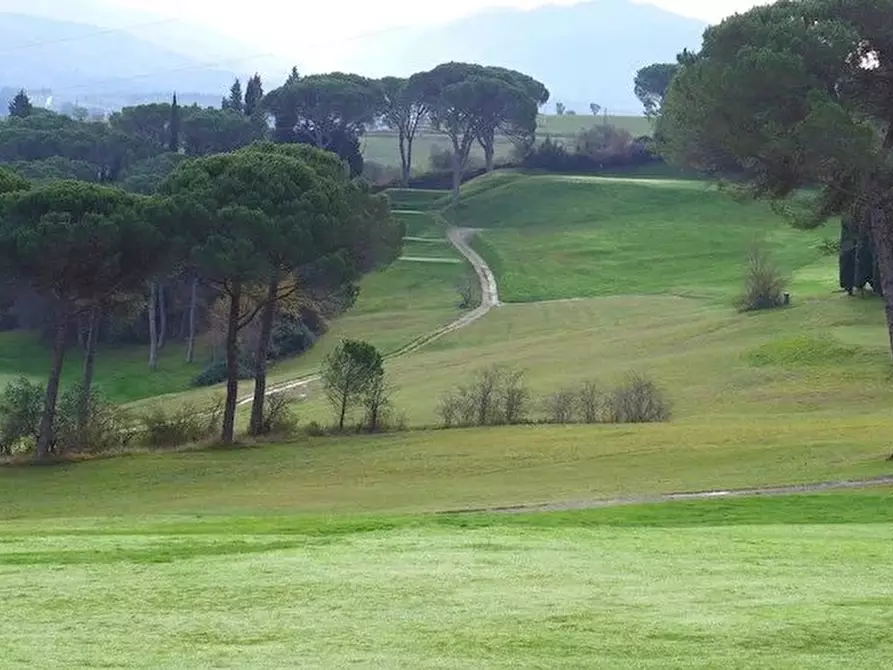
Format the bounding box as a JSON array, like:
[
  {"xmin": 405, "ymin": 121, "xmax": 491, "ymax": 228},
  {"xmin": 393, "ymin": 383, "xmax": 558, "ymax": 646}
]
[
  {"xmin": 0, "ymin": 137, "xmax": 402, "ymax": 457},
  {"xmin": 0, "ymin": 62, "xmax": 549, "ymax": 409}
]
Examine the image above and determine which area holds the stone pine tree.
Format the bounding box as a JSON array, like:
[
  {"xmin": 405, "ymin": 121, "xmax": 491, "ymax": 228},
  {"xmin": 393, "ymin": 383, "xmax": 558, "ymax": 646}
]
[
  {"xmin": 162, "ymin": 149, "xmax": 357, "ymax": 444},
  {"xmin": 8, "ymin": 89, "xmax": 33, "ymax": 118},
  {"xmin": 634, "ymin": 63, "xmax": 678, "ymax": 117},
  {"xmin": 659, "ymin": 0, "xmax": 893, "ymax": 359},
  {"xmin": 0, "ymin": 182, "xmax": 169, "ymax": 459}
]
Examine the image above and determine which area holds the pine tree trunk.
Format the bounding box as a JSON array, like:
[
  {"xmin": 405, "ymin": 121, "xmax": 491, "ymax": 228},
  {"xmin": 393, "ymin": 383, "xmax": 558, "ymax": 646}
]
[
  {"xmin": 35, "ymin": 313, "xmax": 68, "ymax": 460},
  {"xmin": 147, "ymin": 281, "xmax": 158, "ymax": 371},
  {"xmin": 868, "ymin": 204, "xmax": 893, "ymax": 359},
  {"xmin": 249, "ymin": 277, "xmax": 279, "ymax": 436},
  {"xmin": 451, "ymin": 153, "xmax": 462, "ymax": 204},
  {"xmin": 186, "ymin": 276, "xmax": 198, "ymax": 364},
  {"xmin": 483, "ymin": 142, "xmax": 495, "ymax": 172},
  {"xmin": 399, "ymin": 129, "xmax": 410, "ymax": 187},
  {"xmin": 78, "ymin": 305, "xmax": 100, "ymax": 431},
  {"xmin": 158, "ymin": 283, "xmax": 167, "ymax": 350},
  {"xmin": 405, "ymin": 136, "xmax": 414, "ymax": 187},
  {"xmin": 221, "ymin": 281, "xmax": 242, "ymax": 444}
]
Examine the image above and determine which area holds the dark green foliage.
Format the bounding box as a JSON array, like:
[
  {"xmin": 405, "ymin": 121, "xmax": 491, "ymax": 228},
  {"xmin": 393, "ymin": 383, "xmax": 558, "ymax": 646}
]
[
  {"xmin": 6, "ymin": 157, "xmax": 101, "ymax": 184},
  {"xmin": 634, "ymin": 63, "xmax": 678, "ymax": 117},
  {"xmin": 0, "ymin": 376, "xmax": 43, "ymax": 455},
  {"xmin": 180, "ymin": 108, "xmax": 265, "ymax": 157},
  {"xmin": 169, "ymin": 94, "xmax": 180, "ymax": 153},
  {"xmin": 0, "ymin": 166, "xmax": 29, "ymax": 194},
  {"xmin": 192, "ymin": 357, "xmax": 254, "ymax": 388},
  {"xmin": 839, "ymin": 216, "xmax": 882, "ymax": 296},
  {"xmin": 322, "ymin": 339, "xmax": 385, "ymax": 430},
  {"xmin": 8, "ymin": 90, "xmax": 33, "ymax": 119},
  {"xmin": 118, "ymin": 153, "xmax": 188, "ymax": 194},
  {"xmin": 223, "ymin": 79, "xmax": 244, "ymax": 114},
  {"xmin": 244, "ymin": 74, "xmax": 264, "ymax": 119},
  {"xmin": 140, "ymin": 399, "xmax": 222, "ymax": 449},
  {"xmin": 54, "ymin": 383, "xmax": 131, "ymax": 454}
]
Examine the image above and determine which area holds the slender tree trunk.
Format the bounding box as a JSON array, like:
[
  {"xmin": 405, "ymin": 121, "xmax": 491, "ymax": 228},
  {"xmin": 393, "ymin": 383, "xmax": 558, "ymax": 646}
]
[
  {"xmin": 35, "ymin": 313, "xmax": 68, "ymax": 460},
  {"xmin": 398, "ymin": 128, "xmax": 410, "ymax": 187},
  {"xmin": 147, "ymin": 281, "xmax": 158, "ymax": 371},
  {"xmin": 221, "ymin": 281, "xmax": 242, "ymax": 444},
  {"xmin": 867, "ymin": 204, "xmax": 893, "ymax": 359},
  {"xmin": 405, "ymin": 136, "xmax": 414, "ymax": 187},
  {"xmin": 451, "ymin": 152, "xmax": 462, "ymax": 204},
  {"xmin": 158, "ymin": 282, "xmax": 167, "ymax": 350},
  {"xmin": 78, "ymin": 305, "xmax": 100, "ymax": 430},
  {"xmin": 339, "ymin": 388, "xmax": 349, "ymax": 432},
  {"xmin": 249, "ymin": 277, "xmax": 279, "ymax": 436},
  {"xmin": 186, "ymin": 276, "xmax": 198, "ymax": 364}
]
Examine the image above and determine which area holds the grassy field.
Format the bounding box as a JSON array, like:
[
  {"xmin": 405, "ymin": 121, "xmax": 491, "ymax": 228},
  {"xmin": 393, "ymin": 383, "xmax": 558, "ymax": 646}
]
[
  {"xmin": 1, "ymin": 493, "xmax": 892, "ymax": 667},
  {"xmin": 445, "ymin": 172, "xmax": 833, "ymax": 303},
  {"xmin": 5, "ymin": 168, "xmax": 893, "ymax": 667},
  {"xmin": 364, "ymin": 114, "xmax": 651, "ymax": 173}
]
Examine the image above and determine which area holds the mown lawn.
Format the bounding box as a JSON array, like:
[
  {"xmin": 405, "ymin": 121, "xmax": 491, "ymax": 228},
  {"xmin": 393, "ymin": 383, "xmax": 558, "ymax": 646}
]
[
  {"xmin": 445, "ymin": 173, "xmax": 834, "ymax": 303},
  {"xmin": 1, "ymin": 493, "xmax": 891, "ymax": 668}
]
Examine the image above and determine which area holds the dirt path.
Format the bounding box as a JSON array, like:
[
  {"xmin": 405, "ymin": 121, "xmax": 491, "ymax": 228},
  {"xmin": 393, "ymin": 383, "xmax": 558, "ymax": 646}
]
[
  {"xmin": 237, "ymin": 222, "xmax": 499, "ymax": 405},
  {"xmin": 438, "ymin": 475, "xmax": 893, "ymax": 515}
]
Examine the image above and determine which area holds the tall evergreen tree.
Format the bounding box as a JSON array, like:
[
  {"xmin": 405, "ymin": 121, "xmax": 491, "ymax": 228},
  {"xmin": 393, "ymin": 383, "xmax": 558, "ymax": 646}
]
[
  {"xmin": 286, "ymin": 67, "xmax": 300, "ymax": 85},
  {"xmin": 223, "ymin": 79, "xmax": 243, "ymax": 113},
  {"xmin": 169, "ymin": 93, "xmax": 180, "ymax": 152},
  {"xmin": 244, "ymin": 74, "xmax": 264, "ymax": 118},
  {"xmin": 8, "ymin": 89, "xmax": 33, "ymax": 118}
]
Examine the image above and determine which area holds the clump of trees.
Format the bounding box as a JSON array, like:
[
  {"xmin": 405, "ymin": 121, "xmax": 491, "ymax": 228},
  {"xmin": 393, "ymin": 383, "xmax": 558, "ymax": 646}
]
[
  {"xmin": 322, "ymin": 339, "xmax": 398, "ymax": 433},
  {"xmin": 437, "ymin": 366, "xmax": 670, "ymax": 428},
  {"xmin": 0, "ymin": 139, "xmax": 402, "ymax": 460},
  {"xmin": 519, "ymin": 124, "xmax": 658, "ymax": 173},
  {"xmin": 657, "ymin": 0, "xmax": 893, "ymax": 358}
]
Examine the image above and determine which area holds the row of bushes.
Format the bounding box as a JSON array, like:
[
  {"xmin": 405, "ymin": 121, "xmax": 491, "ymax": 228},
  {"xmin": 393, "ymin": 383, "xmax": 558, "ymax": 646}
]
[
  {"xmin": 0, "ymin": 376, "xmax": 298, "ymax": 457},
  {"xmin": 437, "ymin": 365, "xmax": 671, "ymax": 428}
]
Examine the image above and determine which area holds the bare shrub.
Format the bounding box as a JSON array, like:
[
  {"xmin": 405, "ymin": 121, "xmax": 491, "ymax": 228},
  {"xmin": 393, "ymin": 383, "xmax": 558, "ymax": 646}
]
[
  {"xmin": 256, "ymin": 392, "xmax": 297, "ymax": 437},
  {"xmin": 141, "ymin": 397, "xmax": 223, "ymax": 449},
  {"xmin": 578, "ymin": 380, "xmax": 603, "ymax": 424},
  {"xmin": 500, "ymin": 368, "xmax": 529, "ymax": 426},
  {"xmin": 736, "ymin": 246, "xmax": 787, "ymax": 312},
  {"xmin": 362, "ymin": 373, "xmax": 393, "ymax": 433},
  {"xmin": 544, "ymin": 388, "xmax": 578, "ymax": 424},
  {"xmin": 438, "ymin": 365, "xmax": 529, "ymax": 428},
  {"xmin": 606, "ymin": 374, "xmax": 671, "ymax": 424}
]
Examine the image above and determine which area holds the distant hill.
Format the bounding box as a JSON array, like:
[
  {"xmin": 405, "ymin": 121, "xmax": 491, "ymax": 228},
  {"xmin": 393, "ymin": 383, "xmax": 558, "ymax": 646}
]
[
  {"xmin": 338, "ymin": 0, "xmax": 707, "ymax": 115},
  {"xmin": 0, "ymin": 4, "xmax": 289, "ymax": 112}
]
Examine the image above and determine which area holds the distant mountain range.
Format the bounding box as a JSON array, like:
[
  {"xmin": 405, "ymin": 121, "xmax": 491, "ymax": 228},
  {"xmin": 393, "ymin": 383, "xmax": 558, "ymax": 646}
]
[
  {"xmin": 337, "ymin": 0, "xmax": 707, "ymax": 114},
  {"xmin": 0, "ymin": 0, "xmax": 707, "ymax": 115}
]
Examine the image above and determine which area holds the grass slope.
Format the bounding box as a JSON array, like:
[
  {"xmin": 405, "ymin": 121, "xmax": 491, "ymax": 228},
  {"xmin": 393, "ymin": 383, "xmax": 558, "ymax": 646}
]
[
  {"xmin": 1, "ymin": 493, "xmax": 892, "ymax": 668},
  {"xmin": 445, "ymin": 172, "xmax": 833, "ymax": 303}
]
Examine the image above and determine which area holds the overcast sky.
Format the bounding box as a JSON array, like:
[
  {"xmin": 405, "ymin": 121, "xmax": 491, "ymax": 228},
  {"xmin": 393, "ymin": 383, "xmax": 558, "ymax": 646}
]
[{"xmin": 99, "ymin": 0, "xmax": 764, "ymax": 62}]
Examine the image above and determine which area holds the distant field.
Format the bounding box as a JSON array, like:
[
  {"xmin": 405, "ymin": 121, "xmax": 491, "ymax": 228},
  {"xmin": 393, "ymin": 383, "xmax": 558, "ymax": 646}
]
[{"xmin": 363, "ymin": 114, "xmax": 652, "ymax": 172}]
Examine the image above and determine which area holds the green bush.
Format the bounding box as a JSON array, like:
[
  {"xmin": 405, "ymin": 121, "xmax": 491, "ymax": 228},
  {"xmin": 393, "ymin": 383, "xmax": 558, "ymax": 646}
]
[
  {"xmin": 0, "ymin": 376, "xmax": 43, "ymax": 455},
  {"xmin": 736, "ymin": 246, "xmax": 788, "ymax": 312},
  {"xmin": 606, "ymin": 373, "xmax": 671, "ymax": 424},
  {"xmin": 54, "ymin": 383, "xmax": 133, "ymax": 454},
  {"xmin": 140, "ymin": 398, "xmax": 222, "ymax": 449},
  {"xmin": 192, "ymin": 357, "xmax": 254, "ymax": 387}
]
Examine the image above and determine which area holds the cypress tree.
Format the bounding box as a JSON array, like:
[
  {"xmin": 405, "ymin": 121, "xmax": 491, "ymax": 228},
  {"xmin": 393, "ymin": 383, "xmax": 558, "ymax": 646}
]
[
  {"xmin": 8, "ymin": 89, "xmax": 33, "ymax": 118},
  {"xmin": 169, "ymin": 93, "xmax": 181, "ymax": 152},
  {"xmin": 225, "ymin": 79, "xmax": 243, "ymax": 113},
  {"xmin": 244, "ymin": 74, "xmax": 264, "ymax": 118}
]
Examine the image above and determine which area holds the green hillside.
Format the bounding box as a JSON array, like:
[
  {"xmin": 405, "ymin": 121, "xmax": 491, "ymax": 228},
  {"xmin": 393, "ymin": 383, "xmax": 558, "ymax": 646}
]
[{"xmin": 3, "ymin": 170, "xmax": 893, "ymax": 667}]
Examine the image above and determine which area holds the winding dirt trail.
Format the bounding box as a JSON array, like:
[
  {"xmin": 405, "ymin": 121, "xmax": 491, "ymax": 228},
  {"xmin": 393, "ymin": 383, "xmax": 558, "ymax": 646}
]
[{"xmin": 237, "ymin": 221, "xmax": 499, "ymax": 405}]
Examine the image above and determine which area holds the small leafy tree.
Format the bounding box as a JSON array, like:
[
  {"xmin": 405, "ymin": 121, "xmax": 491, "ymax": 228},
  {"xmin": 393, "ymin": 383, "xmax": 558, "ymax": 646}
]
[
  {"xmin": 0, "ymin": 377, "xmax": 43, "ymax": 455},
  {"xmin": 556, "ymin": 102, "xmax": 566, "ymax": 116},
  {"xmin": 322, "ymin": 339, "xmax": 384, "ymax": 431}
]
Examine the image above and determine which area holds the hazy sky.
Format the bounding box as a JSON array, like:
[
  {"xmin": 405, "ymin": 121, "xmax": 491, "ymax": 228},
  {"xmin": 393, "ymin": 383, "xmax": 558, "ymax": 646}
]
[{"xmin": 99, "ymin": 0, "xmax": 764, "ymax": 63}]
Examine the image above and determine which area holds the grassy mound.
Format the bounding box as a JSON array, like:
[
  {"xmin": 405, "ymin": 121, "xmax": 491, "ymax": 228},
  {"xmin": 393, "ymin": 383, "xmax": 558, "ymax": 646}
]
[{"xmin": 445, "ymin": 173, "xmax": 833, "ymax": 303}]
